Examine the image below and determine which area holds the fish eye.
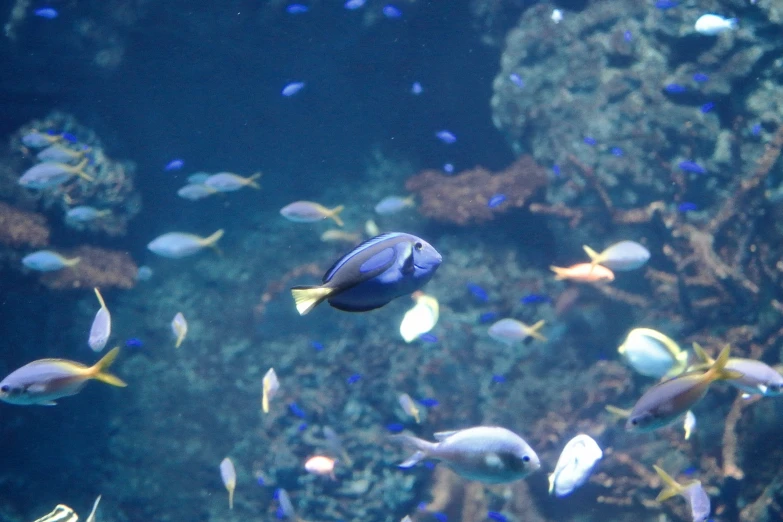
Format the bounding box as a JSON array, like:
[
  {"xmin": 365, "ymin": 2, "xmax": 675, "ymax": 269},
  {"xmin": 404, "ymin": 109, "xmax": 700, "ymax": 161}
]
[
  {"xmin": 522, "ymin": 455, "xmax": 530, "ymax": 462},
  {"xmin": 0, "ymin": 385, "xmax": 8, "ymax": 393},
  {"xmin": 415, "ymin": 242, "xmax": 423, "ymax": 250},
  {"xmin": 630, "ymin": 418, "xmax": 639, "ymax": 425}
]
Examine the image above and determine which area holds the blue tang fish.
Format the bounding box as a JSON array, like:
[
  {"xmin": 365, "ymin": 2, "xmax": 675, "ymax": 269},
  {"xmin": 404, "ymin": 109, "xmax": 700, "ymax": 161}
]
[{"xmin": 290, "ymin": 232, "xmax": 442, "ymax": 315}]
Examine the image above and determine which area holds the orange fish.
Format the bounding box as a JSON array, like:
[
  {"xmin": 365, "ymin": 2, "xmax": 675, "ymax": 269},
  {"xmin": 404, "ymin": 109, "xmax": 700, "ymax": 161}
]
[
  {"xmin": 550, "ymin": 263, "xmax": 614, "ymax": 282},
  {"xmin": 304, "ymin": 456, "xmax": 337, "ymax": 479}
]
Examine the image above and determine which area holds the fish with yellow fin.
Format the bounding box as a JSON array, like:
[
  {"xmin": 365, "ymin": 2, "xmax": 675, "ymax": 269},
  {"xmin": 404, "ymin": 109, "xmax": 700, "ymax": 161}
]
[
  {"xmin": 262, "ymin": 368, "xmax": 279, "ymax": 413},
  {"xmin": 653, "ymin": 465, "xmax": 710, "ymax": 522},
  {"xmin": 281, "ymin": 201, "xmax": 345, "ymax": 226},
  {"xmin": 19, "ymin": 158, "xmax": 94, "ymax": 189},
  {"xmin": 147, "ymin": 229, "xmax": 224, "ymax": 258},
  {"xmin": 89, "ymin": 287, "xmax": 111, "ymax": 352},
  {"xmin": 618, "ymin": 328, "xmax": 689, "ymax": 379},
  {"xmin": 220, "ymin": 457, "xmax": 237, "ymax": 509},
  {"xmin": 0, "ymin": 347, "xmax": 126, "ymax": 405},
  {"xmin": 399, "ymin": 291, "xmax": 439, "ymax": 342},
  {"xmin": 171, "ymin": 312, "xmax": 188, "ymax": 348},
  {"xmin": 690, "ymin": 342, "xmax": 783, "ymax": 397},
  {"xmin": 204, "ymin": 172, "xmax": 261, "ymax": 192},
  {"xmin": 583, "ymin": 240, "xmax": 650, "ymax": 271}
]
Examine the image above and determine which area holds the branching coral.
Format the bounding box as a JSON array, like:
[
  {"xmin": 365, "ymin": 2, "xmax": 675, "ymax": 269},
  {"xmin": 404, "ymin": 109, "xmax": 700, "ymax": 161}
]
[
  {"xmin": 39, "ymin": 245, "xmax": 137, "ymax": 290},
  {"xmin": 0, "ymin": 201, "xmax": 49, "ymax": 247},
  {"xmin": 405, "ymin": 156, "xmax": 547, "ymax": 225}
]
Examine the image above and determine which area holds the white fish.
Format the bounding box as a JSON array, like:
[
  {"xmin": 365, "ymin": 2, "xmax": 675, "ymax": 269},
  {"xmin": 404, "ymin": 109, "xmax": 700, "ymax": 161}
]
[
  {"xmin": 22, "ymin": 130, "xmax": 60, "ymax": 149},
  {"xmin": 695, "ymin": 14, "xmax": 738, "ymax": 35},
  {"xmin": 66, "ymin": 206, "xmax": 110, "ymax": 222},
  {"xmin": 187, "ymin": 172, "xmax": 211, "ymax": 184},
  {"xmin": 282, "ymin": 82, "xmax": 305, "ymax": 97},
  {"xmin": 31, "ymin": 504, "xmax": 78, "ymax": 522},
  {"xmin": 691, "ymin": 342, "xmax": 783, "ymax": 397},
  {"xmin": 392, "ymin": 426, "xmax": 540, "ymax": 484},
  {"xmin": 551, "ymin": 8, "xmax": 563, "ymax": 24},
  {"xmin": 85, "ymin": 495, "xmax": 101, "ymax": 522},
  {"xmin": 89, "ymin": 288, "xmax": 111, "ymax": 353},
  {"xmin": 399, "ymin": 292, "xmax": 439, "ymax": 343},
  {"xmin": 22, "ymin": 251, "xmax": 80, "ymax": 272},
  {"xmin": 654, "ymin": 466, "xmax": 710, "ymax": 522},
  {"xmin": 203, "ymin": 172, "xmax": 261, "ymax": 192},
  {"xmin": 280, "ymin": 201, "xmax": 344, "ymax": 226},
  {"xmin": 177, "ymin": 184, "xmax": 218, "ymax": 201},
  {"xmin": 220, "ymin": 457, "xmax": 236, "ymax": 509},
  {"xmin": 683, "ymin": 410, "xmax": 696, "ymax": 440},
  {"xmin": 583, "ymin": 240, "xmax": 650, "ymax": 271},
  {"xmin": 171, "ymin": 312, "xmax": 187, "ymax": 348},
  {"xmin": 37, "ymin": 144, "xmax": 88, "ymax": 163},
  {"xmin": 488, "ymin": 318, "xmax": 546, "ymax": 345},
  {"xmin": 262, "ymin": 368, "xmax": 279, "ymax": 413},
  {"xmin": 147, "ymin": 229, "xmax": 224, "ymax": 258},
  {"xmin": 19, "ymin": 158, "xmax": 93, "ymax": 189},
  {"xmin": 398, "ymin": 392, "xmax": 421, "ymax": 423},
  {"xmin": 549, "ymin": 434, "xmax": 602, "ymax": 497},
  {"xmin": 365, "ymin": 219, "xmax": 380, "ymax": 237},
  {"xmin": 617, "ymin": 328, "xmax": 689, "ymax": 379},
  {"xmin": 375, "ymin": 195, "xmax": 415, "ymax": 215}
]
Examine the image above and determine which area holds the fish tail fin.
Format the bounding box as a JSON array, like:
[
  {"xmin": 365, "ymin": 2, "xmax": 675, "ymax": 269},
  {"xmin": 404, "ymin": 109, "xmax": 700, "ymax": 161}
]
[
  {"xmin": 605, "ymin": 405, "xmax": 631, "ymax": 418},
  {"xmin": 247, "ymin": 172, "xmax": 262, "ymax": 189},
  {"xmin": 228, "ymin": 489, "xmax": 234, "ymax": 510},
  {"xmin": 328, "ymin": 205, "xmax": 345, "ymax": 227},
  {"xmin": 72, "ymin": 158, "xmax": 94, "ymax": 181},
  {"xmin": 94, "ymin": 287, "xmax": 107, "ymax": 311},
  {"xmin": 64, "ymin": 256, "xmax": 81, "ymax": 267},
  {"xmin": 728, "ymin": 18, "xmax": 738, "ymax": 29},
  {"xmin": 706, "ymin": 345, "xmax": 743, "ymax": 382},
  {"xmin": 290, "ymin": 286, "xmax": 333, "ymax": 315},
  {"xmin": 549, "ymin": 266, "xmax": 567, "ymax": 280},
  {"xmin": 691, "ymin": 342, "xmax": 715, "ymax": 365},
  {"xmin": 404, "ymin": 195, "xmax": 416, "ymax": 207},
  {"xmin": 201, "ymin": 229, "xmax": 225, "ymax": 247},
  {"xmin": 389, "ymin": 434, "xmax": 436, "ymax": 468},
  {"xmin": 653, "ymin": 465, "xmax": 682, "ymax": 502},
  {"xmin": 96, "ymin": 209, "xmax": 111, "ymax": 217},
  {"xmin": 88, "ymin": 347, "xmax": 127, "ymax": 387},
  {"xmin": 548, "ymin": 473, "xmax": 556, "ymax": 494},
  {"xmin": 527, "ymin": 320, "xmax": 547, "ymax": 342}
]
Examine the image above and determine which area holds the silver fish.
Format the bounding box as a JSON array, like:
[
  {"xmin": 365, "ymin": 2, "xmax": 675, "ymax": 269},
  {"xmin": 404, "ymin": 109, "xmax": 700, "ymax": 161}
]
[
  {"xmin": 549, "ymin": 434, "xmax": 602, "ymax": 497},
  {"xmin": 18, "ymin": 158, "xmax": 92, "ymax": 189},
  {"xmin": 691, "ymin": 343, "xmax": 783, "ymax": 397},
  {"xmin": 147, "ymin": 230, "xmax": 224, "ymax": 258},
  {"xmin": 392, "ymin": 426, "xmax": 540, "ymax": 484},
  {"xmin": 22, "ymin": 251, "xmax": 80, "ymax": 272},
  {"xmin": 583, "ymin": 240, "xmax": 650, "ymax": 271},
  {"xmin": 654, "ymin": 466, "xmax": 710, "ymax": 522},
  {"xmin": 88, "ymin": 288, "xmax": 111, "ymax": 352}
]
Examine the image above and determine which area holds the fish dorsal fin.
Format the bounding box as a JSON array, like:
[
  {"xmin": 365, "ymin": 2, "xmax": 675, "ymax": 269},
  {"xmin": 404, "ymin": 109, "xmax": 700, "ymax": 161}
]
[
  {"xmin": 433, "ymin": 430, "xmax": 458, "ymax": 441},
  {"xmin": 323, "ymin": 233, "xmax": 403, "ymax": 283}
]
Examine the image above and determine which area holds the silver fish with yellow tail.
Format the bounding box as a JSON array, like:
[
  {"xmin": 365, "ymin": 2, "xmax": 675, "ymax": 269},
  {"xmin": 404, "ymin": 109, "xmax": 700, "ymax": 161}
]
[
  {"xmin": 690, "ymin": 342, "xmax": 783, "ymax": 398},
  {"xmin": 654, "ymin": 465, "xmax": 710, "ymax": 522}
]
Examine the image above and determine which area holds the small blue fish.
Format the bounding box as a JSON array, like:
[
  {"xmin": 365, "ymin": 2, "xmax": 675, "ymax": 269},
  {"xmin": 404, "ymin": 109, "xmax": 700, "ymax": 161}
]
[
  {"xmin": 623, "ymin": 30, "xmax": 632, "ymax": 42},
  {"xmin": 164, "ymin": 159, "xmax": 184, "ymax": 171},
  {"xmin": 520, "ymin": 294, "xmax": 550, "ymax": 305},
  {"xmin": 288, "ymin": 402, "xmax": 306, "ymax": 418},
  {"xmin": 411, "ymin": 82, "xmax": 423, "ymax": 95},
  {"xmin": 752, "ymin": 123, "xmax": 762, "ymax": 136},
  {"xmin": 487, "ymin": 512, "xmax": 507, "ymax": 522},
  {"xmin": 479, "ymin": 311, "xmax": 499, "ymax": 324},
  {"xmin": 487, "ymin": 194, "xmax": 506, "ymax": 208},
  {"xmin": 610, "ymin": 147, "xmax": 623, "ymax": 157},
  {"xmin": 419, "ymin": 398, "xmax": 439, "ymax": 407},
  {"xmin": 286, "ymin": 4, "xmax": 308, "ymax": 14},
  {"xmin": 492, "ymin": 375, "xmax": 506, "ymax": 383},
  {"xmin": 665, "ymin": 84, "xmax": 687, "ymax": 93},
  {"xmin": 583, "ymin": 136, "xmax": 597, "ymax": 146},
  {"xmin": 282, "ymin": 82, "xmax": 305, "ymax": 97},
  {"xmin": 61, "ymin": 132, "xmax": 78, "ymax": 143},
  {"xmin": 443, "ymin": 163, "xmax": 454, "ymax": 173},
  {"xmin": 436, "ymin": 130, "xmax": 457, "ymax": 144},
  {"xmin": 419, "ymin": 333, "xmax": 438, "ymax": 343},
  {"xmin": 655, "ymin": 0, "xmax": 678, "ymax": 10},
  {"xmin": 466, "ymin": 283, "xmax": 488, "ymax": 302},
  {"xmin": 344, "ymin": 0, "xmax": 366, "ymax": 9},
  {"xmin": 125, "ymin": 338, "xmax": 144, "ymax": 349},
  {"xmin": 693, "ymin": 73, "xmax": 709, "ymax": 83},
  {"xmin": 434, "ymin": 514, "xmax": 447, "ymax": 522},
  {"xmin": 383, "ymin": 5, "xmax": 402, "ymax": 18},
  {"xmin": 386, "ymin": 423, "xmax": 405, "ymax": 433},
  {"xmin": 678, "ymin": 202, "xmax": 698, "ymax": 212},
  {"xmin": 311, "ymin": 341, "xmax": 324, "ymax": 351},
  {"xmin": 298, "ymin": 422, "xmax": 308, "ymax": 431},
  {"xmin": 509, "ymin": 73, "xmax": 524, "ymax": 88},
  {"xmin": 346, "ymin": 373, "xmax": 362, "ymax": 384},
  {"xmin": 257, "ymin": 476, "xmax": 265, "ymax": 486},
  {"xmin": 552, "ymin": 164, "xmax": 561, "ymax": 176},
  {"xmin": 678, "ymin": 160, "xmax": 706, "ymax": 174},
  {"xmin": 701, "ymin": 102, "xmax": 714, "ymax": 113},
  {"xmin": 34, "ymin": 7, "xmax": 58, "ymax": 19}
]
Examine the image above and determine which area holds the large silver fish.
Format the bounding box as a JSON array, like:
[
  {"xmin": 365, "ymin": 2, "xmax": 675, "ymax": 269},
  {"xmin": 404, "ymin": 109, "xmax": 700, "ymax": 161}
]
[
  {"xmin": 290, "ymin": 232, "xmax": 442, "ymax": 315},
  {"xmin": 392, "ymin": 426, "xmax": 540, "ymax": 484}
]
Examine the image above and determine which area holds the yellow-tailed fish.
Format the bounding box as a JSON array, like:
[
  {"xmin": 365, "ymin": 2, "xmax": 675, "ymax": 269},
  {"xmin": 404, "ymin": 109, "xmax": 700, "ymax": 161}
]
[
  {"xmin": 147, "ymin": 229, "xmax": 224, "ymax": 259},
  {"xmin": 583, "ymin": 240, "xmax": 650, "ymax": 271},
  {"xmin": 398, "ymin": 392, "xmax": 421, "ymax": 423},
  {"xmin": 399, "ymin": 291, "xmax": 439, "ymax": 343},
  {"xmin": 618, "ymin": 328, "xmax": 689, "ymax": 379},
  {"xmin": 85, "ymin": 495, "xmax": 101, "ymax": 522},
  {"xmin": 22, "ymin": 130, "xmax": 62, "ymax": 148},
  {"xmin": 66, "ymin": 206, "xmax": 110, "ymax": 222},
  {"xmin": 653, "ymin": 465, "xmax": 710, "ymax": 522},
  {"xmin": 0, "ymin": 347, "xmax": 126, "ymax": 406},
  {"xmin": 262, "ymin": 368, "xmax": 279, "ymax": 413},
  {"xmin": 320, "ymin": 229, "xmax": 361, "ymax": 244},
  {"xmin": 626, "ymin": 345, "xmax": 742, "ymax": 432},
  {"xmin": 32, "ymin": 505, "xmax": 78, "ymax": 522},
  {"xmin": 690, "ymin": 342, "xmax": 783, "ymax": 397},
  {"xmin": 89, "ymin": 288, "xmax": 111, "ymax": 353},
  {"xmin": 365, "ymin": 219, "xmax": 380, "ymax": 237},
  {"xmin": 177, "ymin": 184, "xmax": 218, "ymax": 201},
  {"xmin": 22, "ymin": 250, "xmax": 80, "ymax": 272},
  {"xmin": 37, "ymin": 144, "xmax": 90, "ymax": 163},
  {"xmin": 280, "ymin": 201, "xmax": 345, "ymax": 226},
  {"xmin": 683, "ymin": 410, "xmax": 696, "ymax": 440},
  {"xmin": 220, "ymin": 457, "xmax": 236, "ymax": 509},
  {"xmin": 374, "ymin": 195, "xmax": 415, "ymax": 215},
  {"xmin": 204, "ymin": 172, "xmax": 261, "ymax": 192},
  {"xmin": 604, "ymin": 405, "xmax": 631, "ymax": 419},
  {"xmin": 171, "ymin": 312, "xmax": 187, "ymax": 348},
  {"xmin": 18, "ymin": 158, "xmax": 93, "ymax": 189},
  {"xmin": 487, "ymin": 318, "xmax": 547, "ymax": 345}
]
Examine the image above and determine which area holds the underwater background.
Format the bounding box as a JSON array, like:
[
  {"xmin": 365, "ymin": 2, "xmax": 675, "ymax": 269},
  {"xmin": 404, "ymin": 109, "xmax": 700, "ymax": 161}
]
[{"xmin": 2, "ymin": 0, "xmax": 783, "ymax": 521}]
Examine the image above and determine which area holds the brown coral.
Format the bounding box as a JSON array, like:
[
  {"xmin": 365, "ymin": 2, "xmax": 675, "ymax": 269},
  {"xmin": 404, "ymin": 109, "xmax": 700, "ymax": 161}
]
[
  {"xmin": 405, "ymin": 156, "xmax": 547, "ymax": 225},
  {"xmin": 39, "ymin": 245, "xmax": 137, "ymax": 290},
  {"xmin": 0, "ymin": 201, "xmax": 50, "ymax": 247}
]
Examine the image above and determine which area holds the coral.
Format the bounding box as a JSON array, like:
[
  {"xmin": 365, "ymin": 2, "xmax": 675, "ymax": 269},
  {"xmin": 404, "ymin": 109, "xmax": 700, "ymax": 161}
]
[
  {"xmin": 0, "ymin": 201, "xmax": 49, "ymax": 247},
  {"xmin": 404, "ymin": 156, "xmax": 547, "ymax": 225},
  {"xmin": 39, "ymin": 245, "xmax": 137, "ymax": 290}
]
